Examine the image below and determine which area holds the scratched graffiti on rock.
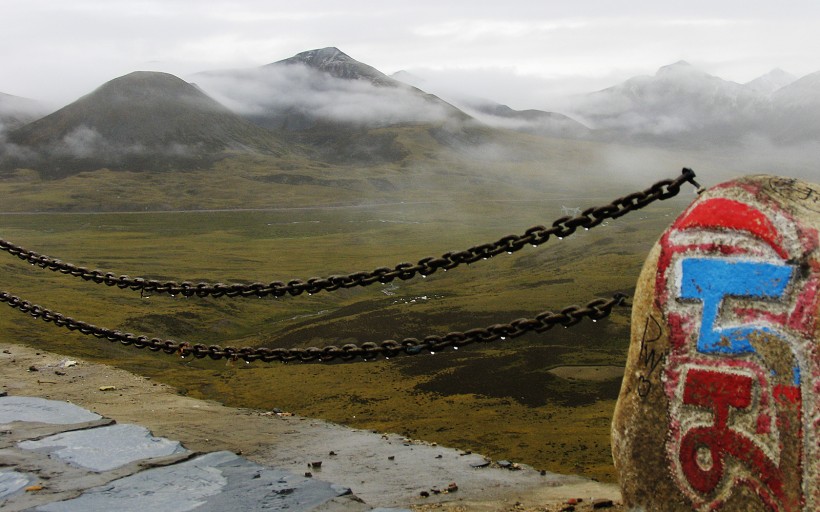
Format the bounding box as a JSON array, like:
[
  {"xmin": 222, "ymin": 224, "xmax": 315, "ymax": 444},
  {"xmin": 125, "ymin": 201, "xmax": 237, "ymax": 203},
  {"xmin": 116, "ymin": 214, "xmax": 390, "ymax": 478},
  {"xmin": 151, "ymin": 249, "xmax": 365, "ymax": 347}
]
[
  {"xmin": 655, "ymin": 194, "xmax": 820, "ymax": 511},
  {"xmin": 636, "ymin": 313, "xmax": 665, "ymax": 399}
]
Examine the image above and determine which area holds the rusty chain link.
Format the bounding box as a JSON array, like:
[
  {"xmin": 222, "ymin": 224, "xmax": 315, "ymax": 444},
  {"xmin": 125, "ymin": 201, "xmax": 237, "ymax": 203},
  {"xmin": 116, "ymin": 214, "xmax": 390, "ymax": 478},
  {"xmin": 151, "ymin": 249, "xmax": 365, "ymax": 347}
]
[
  {"xmin": 0, "ymin": 289, "xmax": 629, "ymax": 363},
  {"xmin": 0, "ymin": 168, "xmax": 700, "ymax": 299}
]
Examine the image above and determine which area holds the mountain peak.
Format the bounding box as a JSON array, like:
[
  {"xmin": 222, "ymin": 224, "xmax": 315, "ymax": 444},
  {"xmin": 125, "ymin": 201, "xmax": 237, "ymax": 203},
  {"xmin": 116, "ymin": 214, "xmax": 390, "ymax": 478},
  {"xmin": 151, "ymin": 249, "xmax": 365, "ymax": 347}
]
[
  {"xmin": 269, "ymin": 47, "xmax": 395, "ymax": 86},
  {"xmin": 288, "ymin": 47, "xmax": 350, "ymax": 66},
  {"xmin": 655, "ymin": 60, "xmax": 700, "ymax": 76},
  {"xmin": 745, "ymin": 68, "xmax": 797, "ymax": 94},
  {"xmin": 86, "ymin": 71, "xmax": 221, "ymax": 107}
]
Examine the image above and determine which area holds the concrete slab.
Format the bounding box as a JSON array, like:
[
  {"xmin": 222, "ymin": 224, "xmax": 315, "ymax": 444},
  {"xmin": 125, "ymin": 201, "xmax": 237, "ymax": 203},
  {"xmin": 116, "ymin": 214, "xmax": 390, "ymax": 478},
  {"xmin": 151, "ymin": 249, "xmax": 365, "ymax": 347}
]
[
  {"xmin": 18, "ymin": 424, "xmax": 187, "ymax": 472},
  {"xmin": 0, "ymin": 397, "xmax": 101, "ymax": 426},
  {"xmin": 29, "ymin": 450, "xmax": 353, "ymax": 512}
]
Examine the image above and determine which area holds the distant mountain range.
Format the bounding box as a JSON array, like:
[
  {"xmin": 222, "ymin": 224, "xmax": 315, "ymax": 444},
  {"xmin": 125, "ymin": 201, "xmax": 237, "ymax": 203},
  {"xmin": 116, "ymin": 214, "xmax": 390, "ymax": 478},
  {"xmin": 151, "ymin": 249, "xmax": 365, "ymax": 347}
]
[
  {"xmin": 565, "ymin": 60, "xmax": 820, "ymax": 148},
  {"xmin": 2, "ymin": 47, "xmax": 819, "ymax": 177}
]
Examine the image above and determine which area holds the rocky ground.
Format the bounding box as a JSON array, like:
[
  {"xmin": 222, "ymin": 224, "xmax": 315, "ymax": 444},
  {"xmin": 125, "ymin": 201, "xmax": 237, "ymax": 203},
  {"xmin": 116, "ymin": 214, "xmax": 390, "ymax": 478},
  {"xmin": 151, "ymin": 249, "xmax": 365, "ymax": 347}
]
[{"xmin": 0, "ymin": 341, "xmax": 626, "ymax": 511}]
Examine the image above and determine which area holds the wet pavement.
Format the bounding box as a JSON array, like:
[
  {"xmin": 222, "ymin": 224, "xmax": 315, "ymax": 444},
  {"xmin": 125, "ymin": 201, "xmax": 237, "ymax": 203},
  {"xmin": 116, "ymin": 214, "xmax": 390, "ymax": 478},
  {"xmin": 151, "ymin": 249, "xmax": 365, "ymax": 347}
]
[{"xmin": 0, "ymin": 395, "xmax": 400, "ymax": 512}]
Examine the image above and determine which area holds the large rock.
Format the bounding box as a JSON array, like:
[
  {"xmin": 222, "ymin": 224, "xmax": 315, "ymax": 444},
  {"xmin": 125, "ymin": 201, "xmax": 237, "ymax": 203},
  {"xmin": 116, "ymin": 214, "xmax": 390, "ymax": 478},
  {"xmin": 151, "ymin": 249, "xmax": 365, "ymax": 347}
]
[{"xmin": 612, "ymin": 175, "xmax": 820, "ymax": 510}]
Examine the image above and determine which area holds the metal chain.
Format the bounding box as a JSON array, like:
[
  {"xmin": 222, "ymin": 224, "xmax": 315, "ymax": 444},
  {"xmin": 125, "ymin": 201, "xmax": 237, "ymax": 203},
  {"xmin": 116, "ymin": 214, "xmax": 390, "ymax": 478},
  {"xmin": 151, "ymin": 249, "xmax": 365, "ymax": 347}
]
[
  {"xmin": 0, "ymin": 168, "xmax": 700, "ymax": 299},
  {"xmin": 0, "ymin": 290, "xmax": 629, "ymax": 363}
]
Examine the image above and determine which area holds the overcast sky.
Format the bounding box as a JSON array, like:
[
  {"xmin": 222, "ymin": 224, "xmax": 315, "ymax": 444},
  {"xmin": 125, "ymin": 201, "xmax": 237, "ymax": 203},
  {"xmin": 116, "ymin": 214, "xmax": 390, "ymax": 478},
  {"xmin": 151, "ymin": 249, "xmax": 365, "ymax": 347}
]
[{"xmin": 3, "ymin": 0, "xmax": 820, "ymax": 109}]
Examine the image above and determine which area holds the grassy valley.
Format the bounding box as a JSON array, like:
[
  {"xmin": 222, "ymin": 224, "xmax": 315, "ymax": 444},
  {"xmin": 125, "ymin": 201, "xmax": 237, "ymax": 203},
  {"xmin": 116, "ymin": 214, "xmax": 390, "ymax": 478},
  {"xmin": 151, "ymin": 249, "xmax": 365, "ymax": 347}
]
[
  {"xmin": 0, "ymin": 49, "xmax": 770, "ymax": 483},
  {"xmin": 0, "ymin": 173, "xmax": 694, "ymax": 481}
]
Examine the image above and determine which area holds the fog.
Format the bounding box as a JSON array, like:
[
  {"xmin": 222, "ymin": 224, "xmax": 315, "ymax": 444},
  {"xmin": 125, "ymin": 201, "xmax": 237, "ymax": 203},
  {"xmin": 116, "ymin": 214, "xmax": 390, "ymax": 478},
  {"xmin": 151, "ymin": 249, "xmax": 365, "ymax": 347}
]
[{"xmin": 193, "ymin": 63, "xmax": 458, "ymax": 129}]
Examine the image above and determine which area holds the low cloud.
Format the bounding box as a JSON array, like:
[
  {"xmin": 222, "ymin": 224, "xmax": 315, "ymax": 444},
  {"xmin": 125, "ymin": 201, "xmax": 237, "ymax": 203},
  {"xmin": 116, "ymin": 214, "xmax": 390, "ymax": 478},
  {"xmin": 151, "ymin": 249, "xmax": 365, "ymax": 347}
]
[
  {"xmin": 0, "ymin": 124, "xmax": 204, "ymax": 175},
  {"xmin": 193, "ymin": 63, "xmax": 457, "ymax": 129}
]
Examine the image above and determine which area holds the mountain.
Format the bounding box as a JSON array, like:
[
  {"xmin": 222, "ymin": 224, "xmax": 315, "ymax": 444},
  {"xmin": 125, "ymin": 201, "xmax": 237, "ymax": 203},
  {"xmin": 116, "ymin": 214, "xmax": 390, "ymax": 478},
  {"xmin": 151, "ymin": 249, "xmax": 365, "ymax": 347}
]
[
  {"xmin": 390, "ymin": 71, "xmax": 589, "ymax": 139},
  {"xmin": 0, "ymin": 92, "xmax": 49, "ymax": 132},
  {"xmin": 768, "ymin": 71, "xmax": 820, "ymax": 143},
  {"xmin": 2, "ymin": 71, "xmax": 282, "ymax": 177},
  {"xmin": 744, "ymin": 68, "xmax": 797, "ymax": 95},
  {"xmin": 569, "ymin": 61, "xmax": 771, "ymax": 148},
  {"xmin": 192, "ymin": 47, "xmax": 481, "ymax": 164},
  {"xmin": 273, "ymin": 47, "xmax": 396, "ymax": 86},
  {"xmin": 194, "ymin": 47, "xmax": 470, "ymax": 132},
  {"xmin": 456, "ymin": 99, "xmax": 590, "ymax": 139}
]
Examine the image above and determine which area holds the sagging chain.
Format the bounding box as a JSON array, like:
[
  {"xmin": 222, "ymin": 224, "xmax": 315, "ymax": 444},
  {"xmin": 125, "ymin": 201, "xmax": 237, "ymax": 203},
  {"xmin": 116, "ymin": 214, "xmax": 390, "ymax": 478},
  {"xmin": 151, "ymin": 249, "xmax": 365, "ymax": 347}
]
[
  {"xmin": 0, "ymin": 168, "xmax": 701, "ymax": 299},
  {"xmin": 0, "ymin": 290, "xmax": 628, "ymax": 363}
]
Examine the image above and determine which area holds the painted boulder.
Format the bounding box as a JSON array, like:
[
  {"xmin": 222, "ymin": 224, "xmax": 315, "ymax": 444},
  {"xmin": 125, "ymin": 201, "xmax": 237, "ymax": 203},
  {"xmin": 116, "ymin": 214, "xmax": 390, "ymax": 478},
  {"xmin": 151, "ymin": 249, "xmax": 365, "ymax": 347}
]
[{"xmin": 612, "ymin": 175, "xmax": 820, "ymax": 511}]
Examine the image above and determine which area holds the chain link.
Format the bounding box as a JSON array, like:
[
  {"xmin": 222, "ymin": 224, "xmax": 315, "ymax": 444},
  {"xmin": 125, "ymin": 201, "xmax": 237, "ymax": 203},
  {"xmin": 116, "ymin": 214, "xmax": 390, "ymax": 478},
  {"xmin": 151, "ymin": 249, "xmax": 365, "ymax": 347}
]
[
  {"xmin": 0, "ymin": 289, "xmax": 629, "ymax": 363},
  {"xmin": 0, "ymin": 168, "xmax": 700, "ymax": 299}
]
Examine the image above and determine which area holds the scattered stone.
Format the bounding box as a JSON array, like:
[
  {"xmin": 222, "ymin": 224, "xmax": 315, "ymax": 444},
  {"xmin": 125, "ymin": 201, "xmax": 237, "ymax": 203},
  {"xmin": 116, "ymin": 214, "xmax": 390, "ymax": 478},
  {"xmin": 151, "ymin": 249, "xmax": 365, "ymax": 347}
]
[
  {"xmin": 25, "ymin": 484, "xmax": 43, "ymax": 492},
  {"xmin": 446, "ymin": 482, "xmax": 458, "ymax": 493},
  {"xmin": 560, "ymin": 506, "xmax": 575, "ymax": 512},
  {"xmin": 388, "ymin": 456, "xmax": 395, "ymax": 461},
  {"xmin": 304, "ymin": 471, "xmax": 312, "ymax": 478},
  {"xmin": 592, "ymin": 498, "xmax": 614, "ymax": 509},
  {"xmin": 419, "ymin": 491, "xmax": 429, "ymax": 498},
  {"xmin": 435, "ymin": 454, "xmax": 442, "ymax": 459},
  {"xmin": 54, "ymin": 371, "xmax": 66, "ymax": 376},
  {"xmin": 567, "ymin": 498, "xmax": 582, "ymax": 505},
  {"xmin": 27, "ymin": 366, "xmax": 38, "ymax": 372},
  {"xmin": 612, "ymin": 175, "xmax": 820, "ymax": 511},
  {"xmin": 98, "ymin": 385, "xmax": 117, "ymax": 391},
  {"xmin": 497, "ymin": 460, "xmax": 512, "ymax": 468},
  {"xmin": 470, "ymin": 460, "xmax": 490, "ymax": 468},
  {"xmin": 308, "ymin": 461, "xmax": 322, "ymax": 468},
  {"xmin": 328, "ymin": 451, "xmax": 337, "ymax": 456}
]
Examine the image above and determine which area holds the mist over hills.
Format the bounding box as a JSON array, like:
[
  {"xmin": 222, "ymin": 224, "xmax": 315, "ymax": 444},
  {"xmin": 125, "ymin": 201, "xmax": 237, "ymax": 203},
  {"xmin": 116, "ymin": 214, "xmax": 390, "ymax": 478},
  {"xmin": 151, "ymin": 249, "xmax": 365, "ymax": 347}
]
[
  {"xmin": 2, "ymin": 71, "xmax": 283, "ymax": 177},
  {"xmin": 189, "ymin": 47, "xmax": 483, "ymax": 165},
  {"xmin": 565, "ymin": 60, "xmax": 820, "ymax": 149},
  {"xmin": 390, "ymin": 70, "xmax": 590, "ymax": 140},
  {"xmin": 0, "ymin": 46, "xmax": 818, "ymax": 198},
  {"xmin": 0, "ymin": 92, "xmax": 49, "ymax": 132},
  {"xmin": 194, "ymin": 47, "xmax": 469, "ymax": 131}
]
